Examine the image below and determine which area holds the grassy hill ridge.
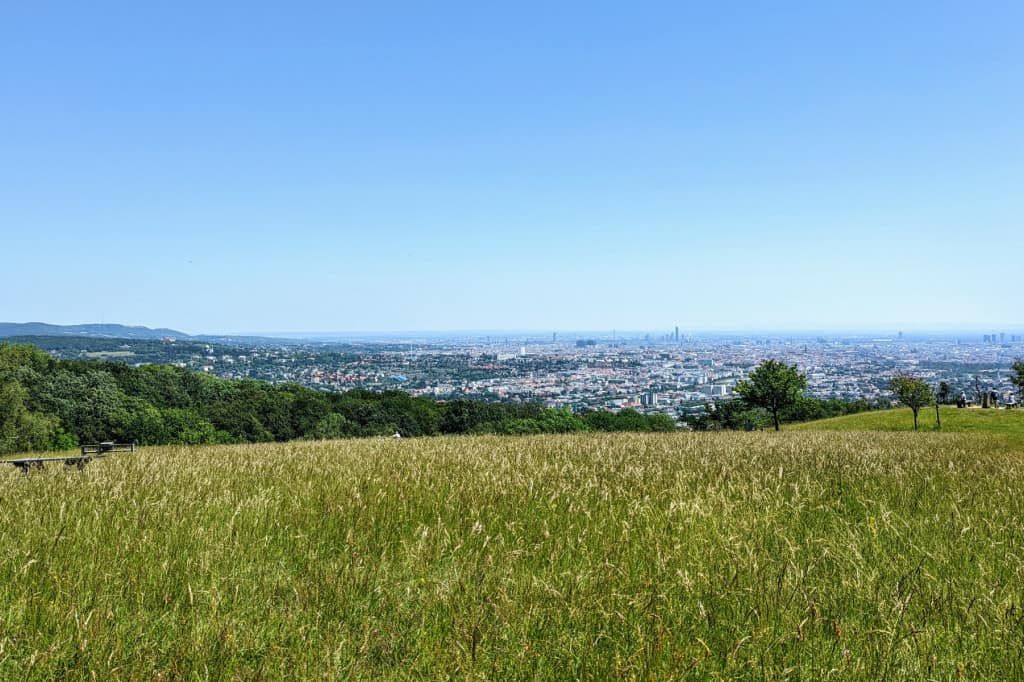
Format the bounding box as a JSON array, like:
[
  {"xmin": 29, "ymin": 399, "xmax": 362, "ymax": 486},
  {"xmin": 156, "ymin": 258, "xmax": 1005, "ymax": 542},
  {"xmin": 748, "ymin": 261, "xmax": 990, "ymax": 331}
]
[{"xmin": 792, "ymin": 405, "xmax": 1024, "ymax": 440}]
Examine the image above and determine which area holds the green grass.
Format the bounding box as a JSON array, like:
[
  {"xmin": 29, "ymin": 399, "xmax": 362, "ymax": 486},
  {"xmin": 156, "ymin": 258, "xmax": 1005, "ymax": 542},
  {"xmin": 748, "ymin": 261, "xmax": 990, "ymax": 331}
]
[
  {"xmin": 792, "ymin": 405, "xmax": 1024, "ymax": 441},
  {"xmin": 3, "ymin": 432, "xmax": 1024, "ymax": 678}
]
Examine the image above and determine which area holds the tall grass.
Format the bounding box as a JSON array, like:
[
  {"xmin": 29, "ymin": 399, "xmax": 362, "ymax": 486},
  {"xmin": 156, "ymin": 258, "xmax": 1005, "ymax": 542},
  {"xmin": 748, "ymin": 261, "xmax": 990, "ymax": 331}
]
[{"xmin": 2, "ymin": 432, "xmax": 1024, "ymax": 678}]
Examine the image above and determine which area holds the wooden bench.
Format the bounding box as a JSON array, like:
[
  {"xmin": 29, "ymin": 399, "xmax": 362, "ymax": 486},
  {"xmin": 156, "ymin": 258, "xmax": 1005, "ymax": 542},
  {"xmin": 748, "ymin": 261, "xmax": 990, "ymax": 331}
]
[{"xmin": 6, "ymin": 442, "xmax": 135, "ymax": 473}]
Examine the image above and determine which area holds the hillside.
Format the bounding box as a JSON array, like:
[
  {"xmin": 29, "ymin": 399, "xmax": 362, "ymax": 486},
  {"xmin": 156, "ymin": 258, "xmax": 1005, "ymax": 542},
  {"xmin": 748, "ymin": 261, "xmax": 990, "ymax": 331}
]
[
  {"xmin": 3, "ymin": 431, "xmax": 1024, "ymax": 678},
  {"xmin": 0, "ymin": 322, "xmax": 314, "ymax": 346},
  {"xmin": 792, "ymin": 405, "xmax": 1024, "ymax": 440},
  {"xmin": 0, "ymin": 322, "xmax": 189, "ymax": 339}
]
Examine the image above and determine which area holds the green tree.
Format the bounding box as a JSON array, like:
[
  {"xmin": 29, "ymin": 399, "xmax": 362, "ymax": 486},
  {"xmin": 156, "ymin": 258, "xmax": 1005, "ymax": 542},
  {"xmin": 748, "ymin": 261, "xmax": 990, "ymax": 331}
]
[
  {"xmin": 889, "ymin": 375, "xmax": 934, "ymax": 431},
  {"xmin": 1011, "ymin": 359, "xmax": 1024, "ymax": 399},
  {"xmin": 644, "ymin": 413, "xmax": 678, "ymax": 432},
  {"xmin": 582, "ymin": 408, "xmax": 676, "ymax": 432},
  {"xmin": 0, "ymin": 343, "xmax": 53, "ymax": 387},
  {"xmin": 36, "ymin": 367, "xmax": 129, "ymax": 444},
  {"xmin": 603, "ymin": 408, "xmax": 649, "ymax": 432},
  {"xmin": 735, "ymin": 407, "xmax": 773, "ymax": 431},
  {"xmin": 159, "ymin": 408, "xmax": 231, "ymax": 445},
  {"xmin": 110, "ymin": 401, "xmax": 167, "ymax": 444},
  {"xmin": 734, "ymin": 360, "xmax": 808, "ymax": 431},
  {"xmin": 495, "ymin": 408, "xmax": 588, "ymax": 435},
  {"xmin": 310, "ymin": 413, "xmax": 355, "ymax": 440},
  {"xmin": 936, "ymin": 381, "xmax": 951, "ymax": 405},
  {"xmin": 0, "ymin": 380, "xmax": 67, "ymax": 454}
]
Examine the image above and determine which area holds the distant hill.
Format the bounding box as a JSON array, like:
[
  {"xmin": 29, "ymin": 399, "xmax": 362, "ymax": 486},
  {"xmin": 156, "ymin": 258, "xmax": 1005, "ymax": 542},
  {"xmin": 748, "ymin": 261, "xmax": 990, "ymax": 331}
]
[
  {"xmin": 0, "ymin": 322, "xmax": 190, "ymax": 340},
  {"xmin": 791, "ymin": 405, "xmax": 1024, "ymax": 440},
  {"xmin": 0, "ymin": 322, "xmax": 317, "ymax": 346}
]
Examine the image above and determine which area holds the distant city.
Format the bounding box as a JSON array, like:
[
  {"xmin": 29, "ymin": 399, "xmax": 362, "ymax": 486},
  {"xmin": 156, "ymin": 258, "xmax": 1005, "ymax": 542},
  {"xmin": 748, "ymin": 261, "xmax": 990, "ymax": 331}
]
[{"xmin": 8, "ymin": 323, "xmax": 1022, "ymax": 423}]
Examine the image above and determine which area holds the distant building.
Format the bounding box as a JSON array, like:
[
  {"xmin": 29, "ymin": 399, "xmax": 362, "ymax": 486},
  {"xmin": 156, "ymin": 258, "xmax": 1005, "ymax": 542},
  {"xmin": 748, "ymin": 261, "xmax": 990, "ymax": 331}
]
[{"xmin": 703, "ymin": 384, "xmax": 730, "ymax": 397}]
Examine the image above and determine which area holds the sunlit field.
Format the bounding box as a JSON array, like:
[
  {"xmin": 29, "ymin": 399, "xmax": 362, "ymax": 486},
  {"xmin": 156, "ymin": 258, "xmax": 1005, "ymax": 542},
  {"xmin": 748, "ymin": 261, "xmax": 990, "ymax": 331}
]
[
  {"xmin": 793, "ymin": 405, "xmax": 1024, "ymax": 441},
  {"xmin": 4, "ymin": 431, "xmax": 1024, "ymax": 678}
]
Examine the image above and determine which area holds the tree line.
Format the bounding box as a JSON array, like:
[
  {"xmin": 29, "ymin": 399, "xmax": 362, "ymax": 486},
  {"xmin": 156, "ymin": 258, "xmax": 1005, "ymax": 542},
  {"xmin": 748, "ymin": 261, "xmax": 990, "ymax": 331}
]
[
  {"xmin": 0, "ymin": 343, "xmax": 675, "ymax": 455},
  {"xmin": 6, "ymin": 342, "xmax": 1017, "ymax": 452},
  {"xmin": 690, "ymin": 358, "xmax": 1024, "ymax": 433},
  {"xmin": 685, "ymin": 359, "xmax": 882, "ymax": 431}
]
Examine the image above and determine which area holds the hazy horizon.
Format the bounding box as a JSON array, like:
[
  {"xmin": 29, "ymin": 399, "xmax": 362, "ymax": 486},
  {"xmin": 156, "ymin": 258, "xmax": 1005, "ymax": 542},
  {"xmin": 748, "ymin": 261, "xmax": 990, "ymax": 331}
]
[{"xmin": 5, "ymin": 319, "xmax": 1024, "ymax": 340}]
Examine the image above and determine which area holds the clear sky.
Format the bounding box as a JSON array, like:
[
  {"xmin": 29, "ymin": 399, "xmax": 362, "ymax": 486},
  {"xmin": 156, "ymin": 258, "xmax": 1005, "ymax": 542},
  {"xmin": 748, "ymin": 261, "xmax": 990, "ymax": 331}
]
[{"xmin": 2, "ymin": 2, "xmax": 1022, "ymax": 334}]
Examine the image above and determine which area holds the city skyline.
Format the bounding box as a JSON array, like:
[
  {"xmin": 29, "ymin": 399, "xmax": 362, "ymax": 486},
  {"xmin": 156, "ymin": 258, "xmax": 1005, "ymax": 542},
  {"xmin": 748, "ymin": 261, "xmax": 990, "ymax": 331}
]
[
  {"xmin": 18, "ymin": 324, "xmax": 1023, "ymax": 418},
  {"xmin": 3, "ymin": 319, "xmax": 1024, "ymax": 342}
]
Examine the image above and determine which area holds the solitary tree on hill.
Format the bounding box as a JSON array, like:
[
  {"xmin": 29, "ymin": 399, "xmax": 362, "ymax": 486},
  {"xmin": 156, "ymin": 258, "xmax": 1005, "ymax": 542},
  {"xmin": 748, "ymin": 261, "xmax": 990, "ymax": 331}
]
[
  {"xmin": 889, "ymin": 375, "xmax": 933, "ymax": 431},
  {"xmin": 734, "ymin": 360, "xmax": 807, "ymax": 431}
]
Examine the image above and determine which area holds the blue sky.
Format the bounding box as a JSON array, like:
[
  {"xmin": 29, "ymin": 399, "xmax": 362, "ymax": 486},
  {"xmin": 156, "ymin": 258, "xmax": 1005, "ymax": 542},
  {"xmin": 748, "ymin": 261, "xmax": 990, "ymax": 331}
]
[{"xmin": 1, "ymin": 2, "xmax": 1021, "ymax": 334}]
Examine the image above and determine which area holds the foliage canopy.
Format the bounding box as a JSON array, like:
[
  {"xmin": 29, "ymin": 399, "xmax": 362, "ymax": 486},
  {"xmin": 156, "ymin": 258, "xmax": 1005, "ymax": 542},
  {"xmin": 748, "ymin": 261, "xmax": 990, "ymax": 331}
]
[
  {"xmin": 889, "ymin": 374, "xmax": 934, "ymax": 431},
  {"xmin": 734, "ymin": 360, "xmax": 808, "ymax": 431}
]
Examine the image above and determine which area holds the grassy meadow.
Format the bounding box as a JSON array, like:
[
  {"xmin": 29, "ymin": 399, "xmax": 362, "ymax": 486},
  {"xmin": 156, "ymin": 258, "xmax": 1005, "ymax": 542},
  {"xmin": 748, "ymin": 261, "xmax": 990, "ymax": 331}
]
[
  {"xmin": 792, "ymin": 405, "xmax": 1024, "ymax": 440},
  {"xmin": 3, "ymin": 431, "xmax": 1024, "ymax": 678}
]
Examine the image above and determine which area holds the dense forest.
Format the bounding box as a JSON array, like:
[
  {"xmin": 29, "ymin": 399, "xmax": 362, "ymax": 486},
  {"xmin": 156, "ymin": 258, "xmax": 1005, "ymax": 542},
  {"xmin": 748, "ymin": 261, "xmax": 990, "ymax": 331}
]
[{"xmin": 0, "ymin": 343, "xmax": 676, "ymax": 454}]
